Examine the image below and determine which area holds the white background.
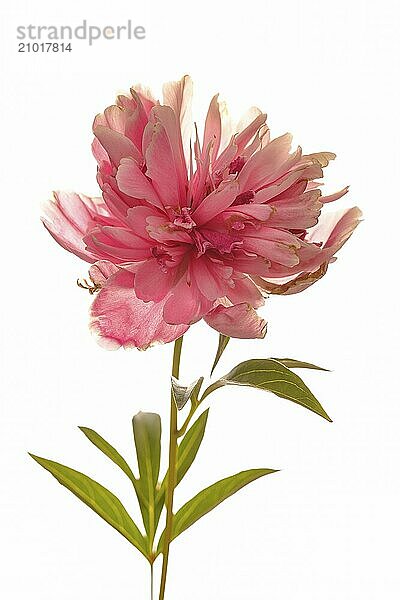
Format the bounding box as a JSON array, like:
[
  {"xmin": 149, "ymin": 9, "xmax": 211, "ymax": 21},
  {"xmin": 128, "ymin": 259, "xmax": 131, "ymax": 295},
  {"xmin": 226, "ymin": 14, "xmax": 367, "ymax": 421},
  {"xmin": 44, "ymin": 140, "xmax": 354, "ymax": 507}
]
[{"xmin": 1, "ymin": 1, "xmax": 399, "ymax": 598}]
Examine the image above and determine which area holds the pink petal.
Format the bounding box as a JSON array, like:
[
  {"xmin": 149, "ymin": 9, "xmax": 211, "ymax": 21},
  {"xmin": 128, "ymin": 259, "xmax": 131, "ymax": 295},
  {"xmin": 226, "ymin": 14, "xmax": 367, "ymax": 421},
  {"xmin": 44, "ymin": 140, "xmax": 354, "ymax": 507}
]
[
  {"xmin": 129, "ymin": 84, "xmax": 156, "ymax": 116},
  {"xmin": 238, "ymin": 133, "xmax": 293, "ymax": 191},
  {"xmin": 90, "ymin": 269, "xmax": 188, "ymax": 350},
  {"xmin": 92, "ymin": 137, "xmax": 110, "ymax": 166},
  {"xmin": 204, "ymin": 303, "xmax": 267, "ymax": 339},
  {"xmin": 226, "ymin": 274, "xmax": 265, "ymax": 307},
  {"xmin": 308, "ymin": 207, "xmax": 362, "ymax": 253},
  {"xmin": 190, "ymin": 255, "xmax": 234, "ymax": 301},
  {"xmin": 267, "ymin": 190, "xmax": 323, "ymax": 229},
  {"xmin": 192, "ymin": 181, "xmax": 239, "ymax": 226},
  {"xmin": 93, "ymin": 125, "xmax": 142, "ymax": 166},
  {"xmin": 89, "ymin": 260, "xmax": 119, "ymax": 286},
  {"xmin": 163, "ymin": 273, "xmax": 213, "ymax": 325},
  {"xmin": 222, "ymin": 203, "xmax": 273, "ymax": 222},
  {"xmin": 42, "ymin": 191, "xmax": 101, "ymax": 262},
  {"xmin": 254, "ymin": 207, "xmax": 362, "ymax": 295},
  {"xmin": 145, "ymin": 106, "xmax": 188, "ymax": 204},
  {"xmin": 116, "ymin": 157, "xmax": 164, "ymax": 210},
  {"xmin": 163, "ymin": 75, "xmax": 193, "ymax": 162},
  {"xmin": 144, "ymin": 120, "xmax": 184, "ymax": 208},
  {"xmin": 134, "ymin": 258, "xmax": 178, "ymax": 302},
  {"xmin": 84, "ymin": 227, "xmax": 152, "ymax": 262},
  {"xmin": 235, "ymin": 111, "xmax": 267, "ymax": 155},
  {"xmin": 254, "ymin": 171, "xmax": 304, "ymax": 203},
  {"xmin": 125, "ymin": 205, "xmax": 162, "ymax": 237},
  {"xmin": 321, "ymin": 186, "xmax": 349, "ymax": 204},
  {"xmin": 244, "ymin": 228, "xmax": 301, "ymax": 267},
  {"xmin": 202, "ymin": 94, "xmax": 222, "ymax": 162},
  {"xmin": 252, "ymin": 264, "xmax": 330, "ymax": 296}
]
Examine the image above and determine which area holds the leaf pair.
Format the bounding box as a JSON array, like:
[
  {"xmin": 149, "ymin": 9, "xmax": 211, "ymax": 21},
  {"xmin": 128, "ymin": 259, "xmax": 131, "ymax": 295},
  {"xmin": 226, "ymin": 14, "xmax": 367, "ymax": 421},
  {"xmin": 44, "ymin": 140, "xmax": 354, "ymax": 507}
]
[{"xmin": 31, "ymin": 414, "xmax": 163, "ymax": 562}]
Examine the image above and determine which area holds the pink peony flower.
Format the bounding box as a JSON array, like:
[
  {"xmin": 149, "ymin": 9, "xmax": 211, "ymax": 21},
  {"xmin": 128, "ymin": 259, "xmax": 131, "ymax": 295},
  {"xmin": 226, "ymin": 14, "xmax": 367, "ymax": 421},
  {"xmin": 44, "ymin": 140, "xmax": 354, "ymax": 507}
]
[{"xmin": 42, "ymin": 75, "xmax": 361, "ymax": 350}]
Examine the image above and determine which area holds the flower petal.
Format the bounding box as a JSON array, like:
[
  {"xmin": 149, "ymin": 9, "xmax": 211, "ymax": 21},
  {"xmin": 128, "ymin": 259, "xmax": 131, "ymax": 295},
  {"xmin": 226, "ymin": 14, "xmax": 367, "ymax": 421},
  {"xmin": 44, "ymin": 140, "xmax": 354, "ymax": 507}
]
[
  {"xmin": 238, "ymin": 133, "xmax": 293, "ymax": 191},
  {"xmin": 116, "ymin": 157, "xmax": 164, "ymax": 210},
  {"xmin": 90, "ymin": 269, "xmax": 188, "ymax": 350},
  {"xmin": 145, "ymin": 105, "xmax": 188, "ymax": 204},
  {"xmin": 163, "ymin": 74, "xmax": 193, "ymax": 163},
  {"xmin": 192, "ymin": 181, "xmax": 239, "ymax": 226},
  {"xmin": 254, "ymin": 207, "xmax": 362, "ymax": 295},
  {"xmin": 163, "ymin": 273, "xmax": 213, "ymax": 325},
  {"xmin": 144, "ymin": 119, "xmax": 184, "ymax": 207},
  {"xmin": 134, "ymin": 258, "xmax": 179, "ymax": 302},
  {"xmin": 89, "ymin": 260, "xmax": 119, "ymax": 286},
  {"xmin": 202, "ymin": 94, "xmax": 222, "ymax": 162},
  {"xmin": 93, "ymin": 125, "xmax": 142, "ymax": 166},
  {"xmin": 42, "ymin": 191, "xmax": 102, "ymax": 262},
  {"xmin": 204, "ymin": 303, "xmax": 267, "ymax": 339}
]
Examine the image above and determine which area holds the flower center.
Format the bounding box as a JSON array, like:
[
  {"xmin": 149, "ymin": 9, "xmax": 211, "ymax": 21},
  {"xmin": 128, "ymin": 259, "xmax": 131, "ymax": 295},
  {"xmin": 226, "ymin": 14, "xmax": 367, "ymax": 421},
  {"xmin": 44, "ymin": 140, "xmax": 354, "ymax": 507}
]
[
  {"xmin": 229, "ymin": 155, "xmax": 246, "ymax": 174},
  {"xmin": 151, "ymin": 246, "xmax": 173, "ymax": 273},
  {"xmin": 173, "ymin": 207, "xmax": 196, "ymax": 230}
]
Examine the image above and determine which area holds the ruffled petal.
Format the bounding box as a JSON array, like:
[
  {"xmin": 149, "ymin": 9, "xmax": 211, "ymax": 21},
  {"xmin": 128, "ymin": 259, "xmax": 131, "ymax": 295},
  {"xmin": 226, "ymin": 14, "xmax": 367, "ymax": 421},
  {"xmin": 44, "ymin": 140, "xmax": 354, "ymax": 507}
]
[
  {"xmin": 321, "ymin": 186, "xmax": 349, "ymax": 204},
  {"xmin": 163, "ymin": 74, "xmax": 193, "ymax": 162},
  {"xmin": 89, "ymin": 260, "xmax": 119, "ymax": 286},
  {"xmin": 202, "ymin": 94, "xmax": 222, "ymax": 162},
  {"xmin": 204, "ymin": 303, "xmax": 267, "ymax": 339},
  {"xmin": 163, "ymin": 274, "xmax": 213, "ymax": 325},
  {"xmin": 116, "ymin": 157, "xmax": 164, "ymax": 210},
  {"xmin": 134, "ymin": 258, "xmax": 179, "ymax": 302},
  {"xmin": 254, "ymin": 207, "xmax": 362, "ymax": 295},
  {"xmin": 238, "ymin": 133, "xmax": 293, "ymax": 191},
  {"xmin": 93, "ymin": 125, "xmax": 142, "ymax": 166},
  {"xmin": 145, "ymin": 105, "xmax": 188, "ymax": 204},
  {"xmin": 42, "ymin": 191, "xmax": 103, "ymax": 262},
  {"xmin": 226, "ymin": 273, "xmax": 265, "ymax": 307},
  {"xmin": 192, "ymin": 181, "xmax": 239, "ymax": 226},
  {"xmin": 90, "ymin": 269, "xmax": 188, "ymax": 350}
]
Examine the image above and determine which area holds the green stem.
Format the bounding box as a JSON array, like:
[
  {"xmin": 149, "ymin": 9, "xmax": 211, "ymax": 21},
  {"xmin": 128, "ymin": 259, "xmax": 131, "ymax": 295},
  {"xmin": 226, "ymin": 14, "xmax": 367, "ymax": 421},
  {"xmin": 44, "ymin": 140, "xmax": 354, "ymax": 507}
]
[
  {"xmin": 177, "ymin": 401, "xmax": 198, "ymax": 438},
  {"xmin": 158, "ymin": 336, "xmax": 184, "ymax": 600},
  {"xmin": 150, "ymin": 562, "xmax": 154, "ymax": 600}
]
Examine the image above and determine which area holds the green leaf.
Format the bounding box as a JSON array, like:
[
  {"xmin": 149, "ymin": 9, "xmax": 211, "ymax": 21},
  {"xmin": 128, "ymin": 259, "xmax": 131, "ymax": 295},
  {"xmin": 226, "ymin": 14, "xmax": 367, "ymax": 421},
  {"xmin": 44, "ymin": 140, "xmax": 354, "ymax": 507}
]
[
  {"xmin": 79, "ymin": 427, "xmax": 136, "ymax": 483},
  {"xmin": 271, "ymin": 358, "xmax": 329, "ymax": 371},
  {"xmin": 157, "ymin": 468, "xmax": 277, "ymax": 553},
  {"xmin": 30, "ymin": 454, "xmax": 148, "ymax": 559},
  {"xmin": 211, "ymin": 334, "xmax": 230, "ymax": 375},
  {"xmin": 201, "ymin": 358, "xmax": 332, "ymax": 421},
  {"xmin": 156, "ymin": 409, "xmax": 210, "ymax": 522},
  {"xmin": 171, "ymin": 376, "xmax": 204, "ymax": 410},
  {"xmin": 133, "ymin": 412, "xmax": 161, "ymax": 540},
  {"xmin": 176, "ymin": 409, "xmax": 209, "ymax": 486}
]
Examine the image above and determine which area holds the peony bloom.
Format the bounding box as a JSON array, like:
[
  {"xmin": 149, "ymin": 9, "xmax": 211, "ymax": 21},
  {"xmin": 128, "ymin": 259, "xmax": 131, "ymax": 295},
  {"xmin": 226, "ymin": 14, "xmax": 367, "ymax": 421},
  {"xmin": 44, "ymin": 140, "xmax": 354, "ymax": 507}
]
[{"xmin": 43, "ymin": 75, "xmax": 361, "ymax": 350}]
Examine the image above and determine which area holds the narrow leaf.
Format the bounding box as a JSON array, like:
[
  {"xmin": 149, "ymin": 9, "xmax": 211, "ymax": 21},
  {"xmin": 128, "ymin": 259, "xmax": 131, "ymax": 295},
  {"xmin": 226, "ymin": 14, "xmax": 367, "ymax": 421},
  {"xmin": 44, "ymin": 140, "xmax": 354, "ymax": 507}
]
[
  {"xmin": 176, "ymin": 409, "xmax": 209, "ymax": 486},
  {"xmin": 133, "ymin": 412, "xmax": 161, "ymax": 540},
  {"xmin": 211, "ymin": 334, "xmax": 230, "ymax": 375},
  {"xmin": 271, "ymin": 358, "xmax": 329, "ymax": 371},
  {"xmin": 157, "ymin": 468, "xmax": 277, "ymax": 553},
  {"xmin": 201, "ymin": 358, "xmax": 332, "ymax": 421},
  {"xmin": 79, "ymin": 427, "xmax": 136, "ymax": 483},
  {"xmin": 156, "ymin": 408, "xmax": 209, "ymax": 525},
  {"xmin": 156, "ymin": 409, "xmax": 210, "ymax": 523},
  {"xmin": 171, "ymin": 376, "xmax": 204, "ymax": 410},
  {"xmin": 30, "ymin": 454, "xmax": 148, "ymax": 559}
]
